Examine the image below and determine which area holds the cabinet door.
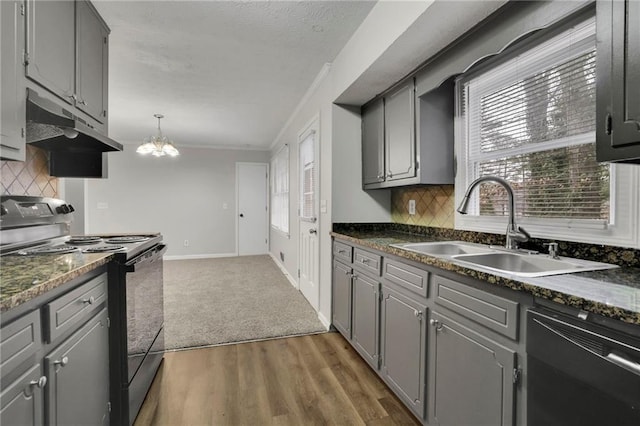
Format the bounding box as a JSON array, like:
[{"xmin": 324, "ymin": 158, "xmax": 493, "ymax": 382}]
[
  {"xmin": 76, "ymin": 0, "xmax": 108, "ymax": 123},
  {"xmin": 380, "ymin": 285, "xmax": 427, "ymax": 419},
  {"xmin": 351, "ymin": 272, "xmax": 379, "ymax": 369},
  {"xmin": 0, "ymin": 363, "xmax": 45, "ymax": 425},
  {"xmin": 596, "ymin": 0, "xmax": 640, "ymax": 162},
  {"xmin": 384, "ymin": 80, "xmax": 416, "ymax": 181},
  {"xmin": 332, "ymin": 261, "xmax": 352, "ymax": 339},
  {"xmin": 45, "ymin": 309, "xmax": 109, "ymax": 426},
  {"xmin": 362, "ymin": 99, "xmax": 385, "ymax": 186},
  {"xmin": 430, "ymin": 311, "xmax": 516, "ymax": 426},
  {"xmin": 0, "ymin": 0, "xmax": 26, "ymax": 161},
  {"xmin": 26, "ymin": 0, "xmax": 75, "ymax": 103}
]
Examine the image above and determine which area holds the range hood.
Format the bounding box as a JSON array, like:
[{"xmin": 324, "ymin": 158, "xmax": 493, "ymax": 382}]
[{"xmin": 25, "ymin": 88, "xmax": 123, "ymax": 153}]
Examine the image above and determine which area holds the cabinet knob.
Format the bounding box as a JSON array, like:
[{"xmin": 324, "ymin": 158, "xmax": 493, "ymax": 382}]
[
  {"xmin": 387, "ymin": 172, "xmax": 393, "ymax": 178},
  {"xmin": 29, "ymin": 376, "xmax": 47, "ymax": 389},
  {"xmin": 430, "ymin": 319, "xmax": 443, "ymax": 332},
  {"xmin": 77, "ymin": 98, "xmax": 87, "ymax": 106},
  {"xmin": 377, "ymin": 174, "xmax": 385, "ymax": 181},
  {"xmin": 82, "ymin": 296, "xmax": 95, "ymax": 305},
  {"xmin": 54, "ymin": 356, "xmax": 69, "ymax": 367}
]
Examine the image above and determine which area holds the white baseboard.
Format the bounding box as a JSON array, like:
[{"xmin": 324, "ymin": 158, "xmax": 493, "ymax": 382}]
[
  {"xmin": 164, "ymin": 252, "xmax": 237, "ymax": 261},
  {"xmin": 317, "ymin": 312, "xmax": 331, "ymax": 330},
  {"xmin": 268, "ymin": 252, "xmax": 299, "ymax": 289}
]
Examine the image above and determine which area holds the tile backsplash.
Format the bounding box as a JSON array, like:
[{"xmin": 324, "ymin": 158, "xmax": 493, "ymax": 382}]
[
  {"xmin": 391, "ymin": 185, "xmax": 455, "ymax": 228},
  {"xmin": 1, "ymin": 146, "xmax": 58, "ymax": 197}
]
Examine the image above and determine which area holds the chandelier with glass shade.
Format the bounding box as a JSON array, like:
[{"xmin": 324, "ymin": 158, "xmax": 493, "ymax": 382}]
[{"xmin": 136, "ymin": 114, "xmax": 179, "ymax": 157}]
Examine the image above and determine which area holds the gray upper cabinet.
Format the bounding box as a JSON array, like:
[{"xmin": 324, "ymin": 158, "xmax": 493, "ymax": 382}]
[
  {"xmin": 76, "ymin": 0, "xmax": 108, "ymax": 123},
  {"xmin": 25, "ymin": 0, "xmax": 109, "ymax": 128},
  {"xmin": 1, "ymin": 0, "xmax": 26, "ymax": 161},
  {"xmin": 430, "ymin": 311, "xmax": 516, "ymax": 426},
  {"xmin": 596, "ymin": 0, "xmax": 640, "ymax": 163},
  {"xmin": 362, "ymin": 78, "xmax": 454, "ymax": 189},
  {"xmin": 351, "ymin": 272, "xmax": 380, "ymax": 370},
  {"xmin": 26, "ymin": 0, "xmax": 76, "ymax": 104},
  {"xmin": 385, "ymin": 80, "xmax": 416, "ymax": 182},
  {"xmin": 380, "ymin": 284, "xmax": 427, "ymax": 419},
  {"xmin": 45, "ymin": 308, "xmax": 110, "ymax": 426},
  {"xmin": 362, "ymin": 98, "xmax": 385, "ymax": 185},
  {"xmin": 332, "ymin": 260, "xmax": 353, "ymax": 339}
]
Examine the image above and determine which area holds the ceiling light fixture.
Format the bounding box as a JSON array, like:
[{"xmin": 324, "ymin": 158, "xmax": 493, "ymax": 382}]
[{"xmin": 136, "ymin": 114, "xmax": 179, "ymax": 157}]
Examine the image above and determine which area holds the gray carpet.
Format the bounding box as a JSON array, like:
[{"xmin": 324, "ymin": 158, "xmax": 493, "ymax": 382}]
[{"xmin": 163, "ymin": 255, "xmax": 326, "ymax": 350}]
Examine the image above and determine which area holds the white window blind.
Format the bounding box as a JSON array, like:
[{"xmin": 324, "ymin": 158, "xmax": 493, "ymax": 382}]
[
  {"xmin": 270, "ymin": 144, "xmax": 289, "ymax": 234},
  {"xmin": 459, "ymin": 17, "xmax": 610, "ymax": 223}
]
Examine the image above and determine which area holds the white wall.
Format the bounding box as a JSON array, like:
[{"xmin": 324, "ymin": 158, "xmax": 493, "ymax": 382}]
[{"xmin": 85, "ymin": 145, "xmax": 268, "ymax": 258}]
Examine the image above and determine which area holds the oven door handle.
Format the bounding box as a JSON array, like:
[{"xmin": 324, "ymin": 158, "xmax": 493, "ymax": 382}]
[{"xmin": 125, "ymin": 244, "xmax": 167, "ymax": 272}]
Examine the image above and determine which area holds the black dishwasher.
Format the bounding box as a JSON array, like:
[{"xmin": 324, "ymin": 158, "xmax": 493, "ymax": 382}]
[{"xmin": 527, "ymin": 307, "xmax": 640, "ymax": 426}]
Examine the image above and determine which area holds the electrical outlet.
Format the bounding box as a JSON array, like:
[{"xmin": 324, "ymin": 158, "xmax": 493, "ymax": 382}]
[
  {"xmin": 409, "ymin": 199, "xmax": 416, "ymax": 215},
  {"xmin": 183, "ymin": 240, "xmax": 189, "ymax": 247}
]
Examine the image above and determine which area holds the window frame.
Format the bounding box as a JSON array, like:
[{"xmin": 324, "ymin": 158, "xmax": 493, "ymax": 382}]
[
  {"xmin": 270, "ymin": 143, "xmax": 290, "ymax": 237},
  {"xmin": 454, "ymin": 14, "xmax": 640, "ymax": 248}
]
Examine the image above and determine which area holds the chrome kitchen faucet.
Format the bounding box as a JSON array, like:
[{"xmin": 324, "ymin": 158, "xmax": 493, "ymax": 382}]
[{"xmin": 457, "ymin": 176, "xmax": 530, "ymax": 250}]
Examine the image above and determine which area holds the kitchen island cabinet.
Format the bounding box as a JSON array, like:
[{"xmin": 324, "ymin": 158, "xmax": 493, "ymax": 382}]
[{"xmin": 596, "ymin": 0, "xmax": 640, "ymax": 163}]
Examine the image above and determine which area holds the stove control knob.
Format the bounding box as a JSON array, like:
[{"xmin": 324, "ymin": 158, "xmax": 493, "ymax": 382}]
[
  {"xmin": 67, "ymin": 204, "xmax": 75, "ymax": 212},
  {"xmin": 56, "ymin": 204, "xmax": 71, "ymax": 214},
  {"xmin": 0, "ymin": 205, "xmax": 8, "ymax": 216}
]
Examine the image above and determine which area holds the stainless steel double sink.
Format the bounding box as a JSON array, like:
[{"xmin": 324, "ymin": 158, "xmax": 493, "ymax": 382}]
[{"xmin": 390, "ymin": 241, "xmax": 618, "ymax": 278}]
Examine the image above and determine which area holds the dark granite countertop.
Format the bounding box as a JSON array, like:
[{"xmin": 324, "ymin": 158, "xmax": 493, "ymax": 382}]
[
  {"xmin": 331, "ymin": 227, "xmax": 640, "ymax": 326},
  {"xmin": 0, "ymin": 252, "xmax": 113, "ymax": 312}
]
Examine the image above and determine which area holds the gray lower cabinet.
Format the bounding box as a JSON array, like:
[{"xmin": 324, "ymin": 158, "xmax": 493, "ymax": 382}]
[
  {"xmin": 332, "ymin": 260, "xmax": 352, "ymax": 338},
  {"xmin": 430, "ymin": 310, "xmax": 516, "ymax": 426},
  {"xmin": 380, "ymin": 284, "xmax": 427, "ymax": 419},
  {"xmin": 0, "ymin": 363, "xmax": 45, "ymax": 425},
  {"xmin": 351, "ymin": 272, "xmax": 380, "ymax": 369},
  {"xmin": 0, "ymin": 270, "xmax": 109, "ymax": 426},
  {"xmin": 45, "ymin": 308, "xmax": 110, "ymax": 426}
]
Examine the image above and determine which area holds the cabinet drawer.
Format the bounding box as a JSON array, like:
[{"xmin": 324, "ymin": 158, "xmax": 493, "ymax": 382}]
[
  {"xmin": 383, "ymin": 258, "xmax": 430, "ymax": 298},
  {"xmin": 433, "ymin": 275, "xmax": 519, "ymax": 340},
  {"xmin": 44, "ymin": 273, "xmax": 107, "ymax": 343},
  {"xmin": 0, "ymin": 310, "xmax": 42, "ymax": 379},
  {"xmin": 354, "ymin": 248, "xmax": 382, "ymax": 276},
  {"xmin": 333, "ymin": 241, "xmax": 353, "ymax": 264}
]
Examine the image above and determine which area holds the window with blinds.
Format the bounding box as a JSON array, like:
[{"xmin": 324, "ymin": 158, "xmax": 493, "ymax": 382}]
[
  {"xmin": 459, "ymin": 16, "xmax": 610, "ymax": 223},
  {"xmin": 270, "ymin": 144, "xmax": 289, "ymax": 234},
  {"xmin": 299, "ymin": 131, "xmax": 316, "ymax": 221}
]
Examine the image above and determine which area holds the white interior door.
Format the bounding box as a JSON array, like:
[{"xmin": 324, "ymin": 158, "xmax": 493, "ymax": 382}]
[
  {"xmin": 298, "ymin": 123, "xmax": 320, "ymax": 310},
  {"xmin": 237, "ymin": 163, "xmax": 269, "ymax": 256}
]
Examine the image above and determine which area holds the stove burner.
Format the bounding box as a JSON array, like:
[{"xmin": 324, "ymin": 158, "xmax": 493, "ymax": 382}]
[
  {"xmin": 105, "ymin": 236, "xmax": 150, "ymax": 244},
  {"xmin": 84, "ymin": 245, "xmax": 126, "ymax": 253},
  {"xmin": 67, "ymin": 236, "xmax": 103, "ymax": 245},
  {"xmin": 24, "ymin": 246, "xmax": 80, "ymax": 255}
]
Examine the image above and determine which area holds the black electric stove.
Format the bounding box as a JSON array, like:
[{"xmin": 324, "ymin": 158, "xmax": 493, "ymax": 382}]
[{"xmin": 0, "ymin": 195, "xmax": 165, "ymax": 425}]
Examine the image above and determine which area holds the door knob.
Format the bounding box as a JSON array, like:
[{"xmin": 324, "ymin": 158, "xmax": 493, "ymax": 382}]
[
  {"xmin": 239, "ymin": 213, "xmax": 244, "ymax": 217},
  {"xmin": 309, "ymin": 229, "xmax": 317, "ymax": 234}
]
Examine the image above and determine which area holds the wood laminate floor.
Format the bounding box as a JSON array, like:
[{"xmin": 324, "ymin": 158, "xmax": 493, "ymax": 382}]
[{"xmin": 134, "ymin": 332, "xmax": 421, "ymax": 426}]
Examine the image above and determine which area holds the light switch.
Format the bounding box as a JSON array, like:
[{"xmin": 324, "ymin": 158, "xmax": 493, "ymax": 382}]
[
  {"xmin": 409, "ymin": 199, "xmax": 416, "ymax": 215},
  {"xmin": 320, "ymin": 199, "xmax": 327, "ymax": 213},
  {"xmin": 222, "ymin": 202, "xmax": 228, "ymax": 210}
]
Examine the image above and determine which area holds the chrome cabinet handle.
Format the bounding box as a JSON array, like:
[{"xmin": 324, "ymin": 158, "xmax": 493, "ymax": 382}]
[
  {"xmin": 338, "ymin": 249, "xmax": 347, "ymax": 254},
  {"xmin": 430, "ymin": 319, "xmax": 443, "ymax": 331},
  {"xmin": 29, "ymin": 376, "xmax": 47, "ymax": 389},
  {"xmin": 309, "ymin": 229, "xmax": 317, "ymax": 234},
  {"xmin": 82, "ymin": 296, "xmax": 95, "ymax": 305},
  {"xmin": 77, "ymin": 98, "xmax": 87, "ymax": 106},
  {"xmin": 54, "ymin": 356, "xmax": 69, "ymax": 367},
  {"xmin": 360, "ymin": 258, "xmax": 370, "ymax": 264}
]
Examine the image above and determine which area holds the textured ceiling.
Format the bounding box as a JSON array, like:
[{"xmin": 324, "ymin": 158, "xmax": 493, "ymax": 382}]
[{"xmin": 92, "ymin": 0, "xmax": 376, "ymax": 150}]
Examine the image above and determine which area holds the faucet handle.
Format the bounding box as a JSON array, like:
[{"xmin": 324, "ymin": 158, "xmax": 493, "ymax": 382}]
[{"xmin": 544, "ymin": 242, "xmax": 559, "ymax": 259}]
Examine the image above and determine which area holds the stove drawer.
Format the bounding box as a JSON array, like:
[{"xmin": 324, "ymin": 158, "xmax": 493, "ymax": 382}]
[{"xmin": 44, "ymin": 273, "xmax": 107, "ymax": 343}]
